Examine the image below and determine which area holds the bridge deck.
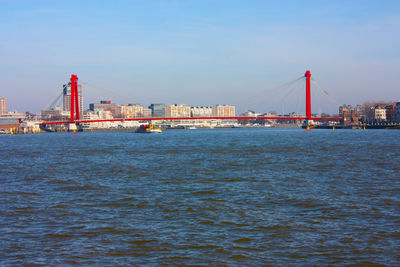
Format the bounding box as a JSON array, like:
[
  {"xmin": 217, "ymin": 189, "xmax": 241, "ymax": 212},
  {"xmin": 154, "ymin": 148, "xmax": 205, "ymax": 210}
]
[{"xmin": 41, "ymin": 116, "xmax": 341, "ymax": 125}]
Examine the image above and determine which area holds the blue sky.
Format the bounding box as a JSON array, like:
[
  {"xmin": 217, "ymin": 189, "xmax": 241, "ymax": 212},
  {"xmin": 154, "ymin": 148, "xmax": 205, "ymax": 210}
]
[{"xmin": 1, "ymin": 0, "xmax": 399, "ymax": 114}]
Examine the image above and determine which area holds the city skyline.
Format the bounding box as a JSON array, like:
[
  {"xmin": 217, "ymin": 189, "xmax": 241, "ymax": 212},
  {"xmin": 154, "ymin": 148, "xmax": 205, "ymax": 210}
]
[{"xmin": 1, "ymin": 0, "xmax": 400, "ymax": 114}]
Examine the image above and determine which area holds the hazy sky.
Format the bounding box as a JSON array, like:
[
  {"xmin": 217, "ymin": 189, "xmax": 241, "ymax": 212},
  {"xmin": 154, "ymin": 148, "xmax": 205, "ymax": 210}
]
[{"xmin": 1, "ymin": 0, "xmax": 399, "ymax": 114}]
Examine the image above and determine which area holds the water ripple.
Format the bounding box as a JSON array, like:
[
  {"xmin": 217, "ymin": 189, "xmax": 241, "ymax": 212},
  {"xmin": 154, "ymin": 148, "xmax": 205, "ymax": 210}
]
[{"xmin": 1, "ymin": 129, "xmax": 399, "ymax": 265}]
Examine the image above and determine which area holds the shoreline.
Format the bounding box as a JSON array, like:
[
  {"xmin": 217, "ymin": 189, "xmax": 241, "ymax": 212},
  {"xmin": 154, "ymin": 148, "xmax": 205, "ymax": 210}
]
[{"xmin": 3, "ymin": 124, "xmax": 400, "ymax": 135}]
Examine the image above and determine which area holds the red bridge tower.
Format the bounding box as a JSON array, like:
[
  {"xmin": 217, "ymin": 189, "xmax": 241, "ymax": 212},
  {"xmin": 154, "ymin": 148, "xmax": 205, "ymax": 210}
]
[
  {"xmin": 70, "ymin": 74, "xmax": 80, "ymax": 123},
  {"xmin": 305, "ymin": 70, "xmax": 311, "ymax": 122}
]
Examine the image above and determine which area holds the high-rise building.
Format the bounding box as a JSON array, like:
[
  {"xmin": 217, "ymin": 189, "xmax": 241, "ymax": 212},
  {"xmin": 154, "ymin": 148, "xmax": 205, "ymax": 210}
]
[
  {"xmin": 63, "ymin": 83, "xmax": 83, "ymax": 114},
  {"xmin": 0, "ymin": 97, "xmax": 5, "ymax": 115}
]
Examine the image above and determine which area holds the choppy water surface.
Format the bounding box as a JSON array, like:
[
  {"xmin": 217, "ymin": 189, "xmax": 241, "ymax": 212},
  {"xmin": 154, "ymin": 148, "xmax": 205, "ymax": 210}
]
[{"xmin": 1, "ymin": 128, "xmax": 399, "ymax": 265}]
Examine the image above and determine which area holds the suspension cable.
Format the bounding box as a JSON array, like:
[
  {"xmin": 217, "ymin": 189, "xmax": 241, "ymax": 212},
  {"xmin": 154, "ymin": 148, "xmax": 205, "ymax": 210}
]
[
  {"xmin": 311, "ymin": 78, "xmax": 338, "ymax": 106},
  {"xmin": 44, "ymin": 91, "xmax": 63, "ymax": 110},
  {"xmin": 281, "ymin": 77, "xmax": 304, "ymax": 103},
  {"xmin": 243, "ymin": 75, "xmax": 305, "ymax": 111},
  {"xmin": 280, "ymin": 78, "xmax": 304, "ymax": 114},
  {"xmin": 80, "ymin": 81, "xmax": 126, "ymax": 102}
]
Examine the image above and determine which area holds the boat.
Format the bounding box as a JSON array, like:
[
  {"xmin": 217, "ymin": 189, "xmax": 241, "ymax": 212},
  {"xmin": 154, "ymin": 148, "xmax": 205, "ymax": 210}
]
[
  {"xmin": 136, "ymin": 124, "xmax": 162, "ymax": 133},
  {"xmin": 186, "ymin": 126, "xmax": 196, "ymax": 130}
]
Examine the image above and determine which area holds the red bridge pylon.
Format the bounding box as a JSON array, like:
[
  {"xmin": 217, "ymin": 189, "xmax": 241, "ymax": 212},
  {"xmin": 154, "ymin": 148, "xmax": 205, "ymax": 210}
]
[
  {"xmin": 70, "ymin": 74, "xmax": 79, "ymax": 123},
  {"xmin": 305, "ymin": 70, "xmax": 311, "ymax": 122}
]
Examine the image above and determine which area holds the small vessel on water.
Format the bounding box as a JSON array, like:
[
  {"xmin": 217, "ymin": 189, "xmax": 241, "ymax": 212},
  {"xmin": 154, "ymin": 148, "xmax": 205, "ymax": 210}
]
[{"xmin": 136, "ymin": 124, "xmax": 162, "ymax": 133}]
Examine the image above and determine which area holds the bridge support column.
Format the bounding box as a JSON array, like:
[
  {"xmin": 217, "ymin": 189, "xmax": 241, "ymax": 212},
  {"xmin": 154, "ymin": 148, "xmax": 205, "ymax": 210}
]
[
  {"xmin": 305, "ymin": 70, "xmax": 311, "ymax": 126},
  {"xmin": 68, "ymin": 123, "xmax": 82, "ymax": 132},
  {"xmin": 70, "ymin": 74, "xmax": 79, "ymax": 123},
  {"xmin": 70, "ymin": 76, "xmax": 75, "ymax": 123},
  {"xmin": 68, "ymin": 123, "xmax": 78, "ymax": 132},
  {"xmin": 72, "ymin": 75, "xmax": 79, "ymax": 120}
]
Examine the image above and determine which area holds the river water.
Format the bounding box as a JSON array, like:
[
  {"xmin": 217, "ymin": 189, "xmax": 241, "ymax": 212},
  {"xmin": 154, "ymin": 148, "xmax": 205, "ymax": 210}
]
[{"xmin": 1, "ymin": 128, "xmax": 399, "ymax": 265}]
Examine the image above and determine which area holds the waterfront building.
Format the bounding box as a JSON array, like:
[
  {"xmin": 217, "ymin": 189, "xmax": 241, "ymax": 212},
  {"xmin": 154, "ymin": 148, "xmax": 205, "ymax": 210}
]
[
  {"xmin": 120, "ymin": 104, "xmax": 144, "ymax": 118},
  {"xmin": 339, "ymin": 104, "xmax": 362, "ymax": 126},
  {"xmin": 373, "ymin": 105, "xmax": 386, "ymax": 121},
  {"xmin": 339, "ymin": 105, "xmax": 350, "ymax": 125},
  {"xmin": 63, "ymin": 83, "xmax": 83, "ymax": 114},
  {"xmin": 82, "ymin": 110, "xmax": 114, "ymax": 129},
  {"xmin": 365, "ymin": 106, "xmax": 375, "ymax": 122},
  {"xmin": 0, "ymin": 111, "xmax": 25, "ymax": 119},
  {"xmin": 165, "ymin": 104, "xmax": 191, "ymax": 117},
  {"xmin": 282, "ymin": 112, "xmax": 306, "ymax": 125},
  {"xmin": 238, "ymin": 110, "xmax": 260, "ymax": 126},
  {"xmin": 143, "ymin": 108, "xmax": 152, "ymax": 118},
  {"xmin": 89, "ymin": 100, "xmax": 121, "ymax": 118},
  {"xmin": 20, "ymin": 120, "xmax": 42, "ymax": 133},
  {"xmin": 149, "ymin": 104, "xmax": 165, "ymax": 117},
  {"xmin": 211, "ymin": 105, "xmax": 236, "ymax": 117},
  {"xmin": 41, "ymin": 106, "xmax": 69, "ymax": 121},
  {"xmin": 339, "ymin": 104, "xmax": 349, "ymax": 115},
  {"xmin": 242, "ymin": 110, "xmax": 262, "ymax": 117},
  {"xmin": 0, "ymin": 97, "xmax": 24, "ymax": 132},
  {"xmin": 0, "ymin": 117, "xmax": 20, "ymax": 133},
  {"xmin": 394, "ymin": 102, "xmax": 400, "ymax": 122},
  {"xmin": 356, "ymin": 105, "xmax": 367, "ymax": 122},
  {"xmin": 385, "ymin": 104, "xmax": 395, "ymax": 121},
  {"xmin": 0, "ymin": 97, "xmax": 5, "ymax": 115},
  {"xmin": 191, "ymin": 106, "xmax": 212, "ymax": 117}
]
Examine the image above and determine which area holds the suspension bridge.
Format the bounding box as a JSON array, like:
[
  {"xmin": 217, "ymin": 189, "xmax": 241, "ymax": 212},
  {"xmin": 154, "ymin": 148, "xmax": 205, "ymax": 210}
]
[{"xmin": 40, "ymin": 70, "xmax": 341, "ymax": 130}]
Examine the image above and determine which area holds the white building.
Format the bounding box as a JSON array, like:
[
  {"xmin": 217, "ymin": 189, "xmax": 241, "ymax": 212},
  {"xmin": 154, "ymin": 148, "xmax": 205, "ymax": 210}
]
[
  {"xmin": 242, "ymin": 110, "xmax": 262, "ymax": 117},
  {"xmin": 191, "ymin": 106, "xmax": 212, "ymax": 117},
  {"xmin": 373, "ymin": 106, "xmax": 386, "ymax": 121},
  {"xmin": 82, "ymin": 110, "xmax": 113, "ymax": 129},
  {"xmin": 20, "ymin": 120, "xmax": 42, "ymax": 133}
]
